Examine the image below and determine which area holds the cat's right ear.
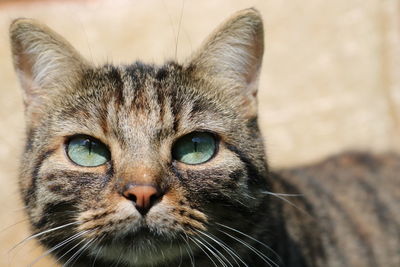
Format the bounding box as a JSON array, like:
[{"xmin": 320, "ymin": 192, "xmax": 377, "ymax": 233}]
[
  {"xmin": 9, "ymin": 19, "xmax": 88, "ymax": 123},
  {"xmin": 185, "ymin": 8, "xmax": 264, "ymax": 118}
]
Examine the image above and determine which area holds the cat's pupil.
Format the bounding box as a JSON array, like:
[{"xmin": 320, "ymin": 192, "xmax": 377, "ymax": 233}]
[
  {"xmin": 193, "ymin": 138, "xmax": 199, "ymax": 152},
  {"xmin": 84, "ymin": 139, "xmax": 92, "ymax": 154}
]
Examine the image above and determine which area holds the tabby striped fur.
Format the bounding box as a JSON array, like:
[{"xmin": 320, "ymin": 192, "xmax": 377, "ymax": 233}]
[{"xmin": 10, "ymin": 8, "xmax": 400, "ymax": 267}]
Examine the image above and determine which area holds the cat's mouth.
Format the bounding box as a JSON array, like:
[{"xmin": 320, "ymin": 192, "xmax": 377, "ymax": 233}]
[
  {"xmin": 93, "ymin": 220, "xmax": 183, "ymax": 251},
  {"xmin": 117, "ymin": 225, "xmax": 176, "ymax": 244},
  {"xmin": 92, "ymin": 225, "xmax": 185, "ymax": 265}
]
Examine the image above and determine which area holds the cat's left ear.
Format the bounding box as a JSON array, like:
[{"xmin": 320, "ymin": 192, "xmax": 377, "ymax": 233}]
[
  {"xmin": 9, "ymin": 18, "xmax": 89, "ymax": 123},
  {"xmin": 186, "ymin": 8, "xmax": 264, "ymax": 117}
]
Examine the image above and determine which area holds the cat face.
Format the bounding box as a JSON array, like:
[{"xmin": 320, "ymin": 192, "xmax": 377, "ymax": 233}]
[{"xmin": 11, "ymin": 9, "xmax": 269, "ymax": 265}]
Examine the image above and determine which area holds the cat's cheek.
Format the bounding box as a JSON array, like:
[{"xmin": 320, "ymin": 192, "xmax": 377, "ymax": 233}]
[
  {"xmin": 145, "ymin": 202, "xmax": 184, "ymax": 232},
  {"xmin": 146, "ymin": 195, "xmax": 208, "ymax": 234},
  {"xmin": 77, "ymin": 199, "xmax": 141, "ymax": 238}
]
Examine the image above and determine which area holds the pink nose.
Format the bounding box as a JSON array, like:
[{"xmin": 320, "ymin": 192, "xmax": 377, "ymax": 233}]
[{"xmin": 123, "ymin": 185, "xmax": 161, "ymax": 215}]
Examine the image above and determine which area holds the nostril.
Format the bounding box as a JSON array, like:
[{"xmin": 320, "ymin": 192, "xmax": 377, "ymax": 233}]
[
  {"xmin": 124, "ymin": 192, "xmax": 137, "ymax": 203},
  {"xmin": 149, "ymin": 193, "xmax": 159, "ymax": 205}
]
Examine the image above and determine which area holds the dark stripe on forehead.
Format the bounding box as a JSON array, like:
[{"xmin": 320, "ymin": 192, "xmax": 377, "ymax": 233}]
[
  {"xmin": 155, "ymin": 65, "xmax": 169, "ymax": 81},
  {"xmin": 125, "ymin": 62, "xmax": 156, "ymax": 88},
  {"xmin": 154, "ymin": 74, "xmax": 167, "ymax": 124},
  {"xmin": 98, "ymin": 102, "xmax": 109, "ymax": 135},
  {"xmin": 106, "ymin": 66, "xmax": 124, "ymax": 107},
  {"xmin": 25, "ymin": 149, "xmax": 56, "ymax": 206},
  {"xmin": 169, "ymin": 90, "xmax": 181, "ymax": 132},
  {"xmin": 125, "ymin": 62, "xmax": 155, "ymax": 112}
]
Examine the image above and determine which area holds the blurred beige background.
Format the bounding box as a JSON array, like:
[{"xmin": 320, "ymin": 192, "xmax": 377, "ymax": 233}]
[{"xmin": 0, "ymin": 0, "xmax": 399, "ymax": 266}]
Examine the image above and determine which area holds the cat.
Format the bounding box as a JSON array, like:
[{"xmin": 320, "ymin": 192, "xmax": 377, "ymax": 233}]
[{"xmin": 9, "ymin": 8, "xmax": 400, "ymax": 267}]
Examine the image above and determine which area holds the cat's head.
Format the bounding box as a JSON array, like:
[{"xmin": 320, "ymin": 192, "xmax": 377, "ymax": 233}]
[{"xmin": 10, "ymin": 8, "xmax": 269, "ymax": 265}]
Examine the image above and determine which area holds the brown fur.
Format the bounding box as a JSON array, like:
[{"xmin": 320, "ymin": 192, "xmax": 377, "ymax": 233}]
[{"xmin": 9, "ymin": 8, "xmax": 400, "ymax": 267}]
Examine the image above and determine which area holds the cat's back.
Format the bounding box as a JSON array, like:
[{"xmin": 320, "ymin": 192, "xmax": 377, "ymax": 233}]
[{"xmin": 275, "ymin": 152, "xmax": 400, "ymax": 267}]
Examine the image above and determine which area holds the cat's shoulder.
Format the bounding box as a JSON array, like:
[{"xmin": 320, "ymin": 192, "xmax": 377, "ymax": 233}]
[
  {"xmin": 272, "ymin": 151, "xmax": 400, "ymax": 266},
  {"xmin": 276, "ymin": 151, "xmax": 400, "ymax": 184},
  {"xmin": 273, "ymin": 151, "xmax": 400, "ymax": 215}
]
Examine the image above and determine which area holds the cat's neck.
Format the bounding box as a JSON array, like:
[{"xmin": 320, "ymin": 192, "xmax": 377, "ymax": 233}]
[{"xmin": 266, "ymin": 172, "xmax": 325, "ymax": 267}]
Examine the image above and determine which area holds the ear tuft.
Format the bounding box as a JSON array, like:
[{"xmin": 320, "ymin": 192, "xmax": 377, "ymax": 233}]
[{"xmin": 10, "ymin": 18, "xmax": 88, "ymax": 116}]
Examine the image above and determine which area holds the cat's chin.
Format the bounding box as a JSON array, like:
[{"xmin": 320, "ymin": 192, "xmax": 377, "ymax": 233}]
[{"xmin": 90, "ymin": 228, "xmax": 185, "ymax": 266}]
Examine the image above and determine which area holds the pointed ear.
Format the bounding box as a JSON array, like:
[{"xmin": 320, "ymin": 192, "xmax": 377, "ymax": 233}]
[
  {"xmin": 9, "ymin": 18, "xmax": 88, "ymax": 123},
  {"xmin": 186, "ymin": 8, "xmax": 264, "ymax": 117}
]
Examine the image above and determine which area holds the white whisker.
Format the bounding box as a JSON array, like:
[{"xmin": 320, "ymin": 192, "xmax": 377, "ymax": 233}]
[
  {"xmin": 261, "ymin": 191, "xmax": 303, "ymax": 197},
  {"xmin": 216, "ymin": 222, "xmax": 282, "ymax": 262},
  {"xmin": 196, "ymin": 230, "xmax": 247, "ymax": 267},
  {"xmin": 193, "ymin": 235, "xmax": 228, "ymax": 267},
  {"xmin": 217, "ymin": 229, "xmax": 278, "ymax": 267},
  {"xmin": 57, "ymin": 236, "xmax": 89, "ymax": 264},
  {"xmin": 181, "ymin": 234, "xmax": 195, "ymax": 267},
  {"xmin": 196, "ymin": 234, "xmax": 233, "ymax": 267},
  {"xmin": 29, "ymin": 230, "xmax": 90, "ymax": 266},
  {"xmin": 112, "ymin": 244, "xmax": 125, "ymax": 267},
  {"xmin": 0, "ymin": 217, "xmax": 30, "ymax": 235},
  {"xmin": 178, "ymin": 242, "xmax": 183, "ymax": 267},
  {"xmin": 9, "ymin": 221, "xmax": 79, "ymax": 254},
  {"xmin": 260, "ymin": 191, "xmax": 309, "ymax": 216},
  {"xmin": 174, "ymin": 0, "xmax": 185, "ymax": 60},
  {"xmin": 63, "ymin": 238, "xmax": 95, "ymax": 267},
  {"xmin": 189, "ymin": 236, "xmax": 218, "ymax": 267},
  {"xmin": 90, "ymin": 235, "xmax": 105, "ymax": 267}
]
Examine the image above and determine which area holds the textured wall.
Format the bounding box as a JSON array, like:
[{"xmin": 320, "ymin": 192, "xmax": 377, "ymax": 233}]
[{"xmin": 0, "ymin": 0, "xmax": 399, "ymax": 265}]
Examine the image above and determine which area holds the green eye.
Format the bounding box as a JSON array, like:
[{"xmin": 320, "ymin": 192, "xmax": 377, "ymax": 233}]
[
  {"xmin": 67, "ymin": 136, "xmax": 111, "ymax": 167},
  {"xmin": 172, "ymin": 132, "xmax": 217, "ymax": 165}
]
